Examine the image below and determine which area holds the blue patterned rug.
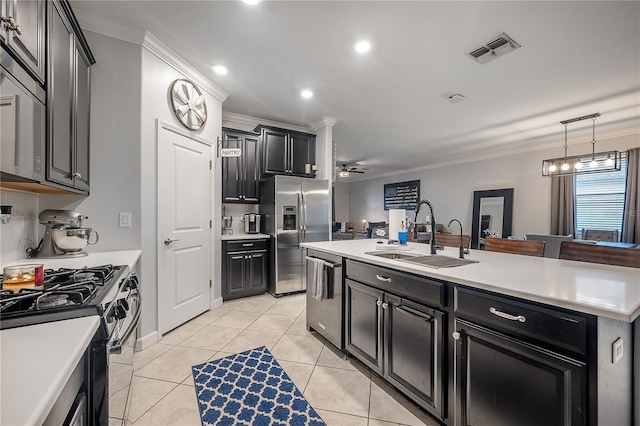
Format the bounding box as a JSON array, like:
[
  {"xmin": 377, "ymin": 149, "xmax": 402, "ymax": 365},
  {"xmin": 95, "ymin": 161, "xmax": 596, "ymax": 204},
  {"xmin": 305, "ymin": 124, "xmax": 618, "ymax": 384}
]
[{"xmin": 192, "ymin": 346, "xmax": 325, "ymax": 426}]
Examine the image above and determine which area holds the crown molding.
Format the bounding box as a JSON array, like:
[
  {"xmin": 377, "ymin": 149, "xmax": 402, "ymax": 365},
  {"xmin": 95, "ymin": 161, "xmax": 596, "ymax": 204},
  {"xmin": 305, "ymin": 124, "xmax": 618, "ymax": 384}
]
[
  {"xmin": 74, "ymin": 9, "xmax": 146, "ymax": 45},
  {"xmin": 307, "ymin": 117, "xmax": 337, "ymax": 133},
  {"xmin": 349, "ymin": 125, "xmax": 640, "ymax": 182},
  {"xmin": 222, "ymin": 112, "xmax": 309, "ymax": 133},
  {"xmin": 142, "ymin": 33, "xmax": 228, "ymax": 103}
]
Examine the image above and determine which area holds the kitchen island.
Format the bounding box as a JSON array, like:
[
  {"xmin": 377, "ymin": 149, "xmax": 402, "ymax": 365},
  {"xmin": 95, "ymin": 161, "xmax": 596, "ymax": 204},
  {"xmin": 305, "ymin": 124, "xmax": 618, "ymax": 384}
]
[{"xmin": 301, "ymin": 239, "xmax": 639, "ymax": 426}]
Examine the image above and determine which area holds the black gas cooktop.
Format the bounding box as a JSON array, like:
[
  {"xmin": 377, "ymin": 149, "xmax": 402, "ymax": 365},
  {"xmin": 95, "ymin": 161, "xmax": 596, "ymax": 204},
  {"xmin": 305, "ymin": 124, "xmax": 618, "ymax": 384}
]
[{"xmin": 0, "ymin": 264, "xmax": 129, "ymax": 330}]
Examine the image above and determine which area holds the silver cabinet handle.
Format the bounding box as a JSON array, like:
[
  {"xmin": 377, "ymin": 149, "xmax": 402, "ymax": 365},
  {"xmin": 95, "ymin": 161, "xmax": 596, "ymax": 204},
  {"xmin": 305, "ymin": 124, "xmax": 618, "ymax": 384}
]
[
  {"xmin": 72, "ymin": 172, "xmax": 82, "ymax": 178},
  {"xmin": 489, "ymin": 307, "xmax": 526, "ymax": 323},
  {"xmin": 242, "ymin": 243, "xmax": 254, "ymax": 247},
  {"xmin": 376, "ymin": 299, "xmax": 382, "ymax": 307},
  {"xmin": 452, "ymin": 332, "xmax": 461, "ymax": 340},
  {"xmin": 376, "ymin": 274, "xmax": 392, "ymax": 282},
  {"xmin": 164, "ymin": 238, "xmax": 180, "ymax": 246},
  {"xmin": 382, "ymin": 302, "xmax": 388, "ymax": 309}
]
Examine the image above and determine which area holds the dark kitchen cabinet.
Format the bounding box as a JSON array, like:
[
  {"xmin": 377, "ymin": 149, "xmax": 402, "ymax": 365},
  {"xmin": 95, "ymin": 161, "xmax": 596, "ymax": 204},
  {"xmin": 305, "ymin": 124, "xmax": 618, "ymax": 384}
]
[
  {"xmin": 255, "ymin": 125, "xmax": 316, "ymax": 177},
  {"xmin": 221, "ymin": 128, "xmax": 260, "ymax": 203},
  {"xmin": 222, "ymin": 239, "xmax": 269, "ymax": 300},
  {"xmin": 345, "ymin": 279, "xmax": 384, "ymax": 373},
  {"xmin": 453, "ymin": 286, "xmax": 587, "ymax": 426},
  {"xmin": 344, "ymin": 261, "xmax": 446, "ymax": 419},
  {"xmin": 47, "ymin": 0, "xmax": 94, "ymax": 193},
  {"xmin": 1, "ymin": 0, "xmax": 46, "ymax": 83}
]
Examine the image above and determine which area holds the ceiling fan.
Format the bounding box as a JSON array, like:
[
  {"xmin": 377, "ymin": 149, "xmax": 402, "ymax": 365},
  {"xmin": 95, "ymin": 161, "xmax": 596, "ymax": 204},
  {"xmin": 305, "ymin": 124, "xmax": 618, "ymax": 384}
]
[{"xmin": 337, "ymin": 163, "xmax": 368, "ymax": 177}]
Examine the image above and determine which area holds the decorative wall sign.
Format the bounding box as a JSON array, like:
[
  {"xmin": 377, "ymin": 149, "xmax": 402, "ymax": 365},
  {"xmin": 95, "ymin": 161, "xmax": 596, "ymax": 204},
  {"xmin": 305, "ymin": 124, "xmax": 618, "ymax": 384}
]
[{"xmin": 384, "ymin": 180, "xmax": 420, "ymax": 210}]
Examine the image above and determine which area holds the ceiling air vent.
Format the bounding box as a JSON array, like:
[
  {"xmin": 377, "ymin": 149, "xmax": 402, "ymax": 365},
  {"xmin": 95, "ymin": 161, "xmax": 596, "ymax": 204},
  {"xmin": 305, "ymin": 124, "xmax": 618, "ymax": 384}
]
[{"xmin": 467, "ymin": 32, "xmax": 521, "ymax": 64}]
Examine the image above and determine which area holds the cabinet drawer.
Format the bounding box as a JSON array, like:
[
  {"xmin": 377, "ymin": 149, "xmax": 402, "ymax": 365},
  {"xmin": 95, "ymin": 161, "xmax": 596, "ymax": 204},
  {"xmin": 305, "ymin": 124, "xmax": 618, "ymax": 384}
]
[
  {"xmin": 226, "ymin": 239, "xmax": 269, "ymax": 252},
  {"xmin": 454, "ymin": 286, "xmax": 587, "ymax": 355},
  {"xmin": 345, "ymin": 260, "xmax": 445, "ymax": 308}
]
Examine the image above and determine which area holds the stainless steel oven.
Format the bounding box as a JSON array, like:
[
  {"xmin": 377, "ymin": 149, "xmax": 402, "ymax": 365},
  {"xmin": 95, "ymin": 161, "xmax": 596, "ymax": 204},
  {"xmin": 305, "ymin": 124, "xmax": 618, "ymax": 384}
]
[
  {"xmin": 107, "ymin": 273, "xmax": 141, "ymax": 425},
  {"xmin": 0, "ymin": 264, "xmax": 141, "ymax": 425}
]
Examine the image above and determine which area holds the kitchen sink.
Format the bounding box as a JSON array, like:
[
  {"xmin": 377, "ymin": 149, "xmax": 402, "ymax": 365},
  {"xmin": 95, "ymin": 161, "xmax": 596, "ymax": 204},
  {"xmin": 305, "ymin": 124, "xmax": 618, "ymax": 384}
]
[
  {"xmin": 397, "ymin": 255, "xmax": 478, "ymax": 268},
  {"xmin": 364, "ymin": 251, "xmax": 418, "ymax": 260},
  {"xmin": 365, "ymin": 251, "xmax": 477, "ymax": 268}
]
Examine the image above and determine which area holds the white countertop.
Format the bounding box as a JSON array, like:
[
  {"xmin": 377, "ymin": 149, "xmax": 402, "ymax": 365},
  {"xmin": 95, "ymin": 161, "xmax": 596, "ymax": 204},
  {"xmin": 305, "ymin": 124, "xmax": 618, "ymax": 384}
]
[
  {"xmin": 302, "ymin": 239, "xmax": 640, "ymax": 322},
  {"xmin": 221, "ymin": 233, "xmax": 270, "ymax": 240},
  {"xmin": 1, "ymin": 316, "xmax": 100, "ymax": 426},
  {"xmin": 1, "ymin": 249, "xmax": 142, "ymax": 270}
]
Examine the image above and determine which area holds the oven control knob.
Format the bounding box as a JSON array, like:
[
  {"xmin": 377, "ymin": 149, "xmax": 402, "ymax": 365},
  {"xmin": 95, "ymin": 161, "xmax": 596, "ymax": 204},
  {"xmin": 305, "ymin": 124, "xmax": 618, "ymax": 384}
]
[{"xmin": 113, "ymin": 304, "xmax": 127, "ymax": 321}]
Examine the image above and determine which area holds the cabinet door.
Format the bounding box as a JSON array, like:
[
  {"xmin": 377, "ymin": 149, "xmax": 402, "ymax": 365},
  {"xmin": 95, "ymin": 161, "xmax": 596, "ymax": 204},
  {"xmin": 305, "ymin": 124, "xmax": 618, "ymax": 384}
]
[
  {"xmin": 221, "ymin": 132, "xmax": 242, "ymax": 202},
  {"xmin": 384, "ymin": 297, "xmax": 444, "ymax": 419},
  {"xmin": 224, "ymin": 253, "xmax": 248, "ymax": 298},
  {"xmin": 242, "ymin": 134, "xmax": 261, "ymax": 203},
  {"xmin": 47, "ymin": 2, "xmax": 74, "ymax": 187},
  {"xmin": 289, "ymin": 132, "xmax": 315, "ymax": 176},
  {"xmin": 0, "ymin": 0, "xmax": 7, "ymax": 44},
  {"xmin": 345, "ymin": 279, "xmax": 384, "ymax": 373},
  {"xmin": 73, "ymin": 44, "xmax": 91, "ymax": 192},
  {"xmin": 246, "ymin": 250, "xmax": 267, "ymax": 291},
  {"xmin": 262, "ymin": 128, "xmax": 288, "ymax": 175},
  {"xmin": 454, "ymin": 319, "xmax": 586, "ymax": 426},
  {"xmin": 6, "ymin": 0, "xmax": 46, "ymax": 83}
]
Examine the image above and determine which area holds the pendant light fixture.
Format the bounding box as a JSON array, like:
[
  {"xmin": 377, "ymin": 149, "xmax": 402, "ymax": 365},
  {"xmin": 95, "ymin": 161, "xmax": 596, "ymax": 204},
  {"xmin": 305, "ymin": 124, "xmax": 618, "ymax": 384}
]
[{"xmin": 542, "ymin": 113, "xmax": 621, "ymax": 177}]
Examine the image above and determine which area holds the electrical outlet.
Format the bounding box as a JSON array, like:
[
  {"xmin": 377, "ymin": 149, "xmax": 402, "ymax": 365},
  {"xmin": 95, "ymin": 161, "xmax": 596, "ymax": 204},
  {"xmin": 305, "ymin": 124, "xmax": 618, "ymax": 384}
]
[
  {"xmin": 119, "ymin": 212, "xmax": 132, "ymax": 228},
  {"xmin": 612, "ymin": 337, "xmax": 623, "ymax": 364}
]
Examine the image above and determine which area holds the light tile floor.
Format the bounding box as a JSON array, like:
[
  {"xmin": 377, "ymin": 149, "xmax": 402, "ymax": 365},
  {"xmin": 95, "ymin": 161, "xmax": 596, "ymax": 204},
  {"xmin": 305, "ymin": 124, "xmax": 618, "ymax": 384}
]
[{"xmin": 128, "ymin": 293, "xmax": 439, "ymax": 426}]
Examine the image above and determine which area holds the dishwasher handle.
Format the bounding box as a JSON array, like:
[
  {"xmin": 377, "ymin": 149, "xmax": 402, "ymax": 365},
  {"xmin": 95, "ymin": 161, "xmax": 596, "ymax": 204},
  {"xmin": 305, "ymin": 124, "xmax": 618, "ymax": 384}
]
[{"xmin": 305, "ymin": 256, "xmax": 342, "ymax": 268}]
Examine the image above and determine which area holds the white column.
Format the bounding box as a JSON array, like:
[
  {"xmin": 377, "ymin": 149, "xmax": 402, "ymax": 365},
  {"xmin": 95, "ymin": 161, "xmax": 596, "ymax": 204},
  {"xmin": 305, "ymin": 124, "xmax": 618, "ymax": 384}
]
[{"xmin": 308, "ymin": 117, "xmax": 337, "ymax": 183}]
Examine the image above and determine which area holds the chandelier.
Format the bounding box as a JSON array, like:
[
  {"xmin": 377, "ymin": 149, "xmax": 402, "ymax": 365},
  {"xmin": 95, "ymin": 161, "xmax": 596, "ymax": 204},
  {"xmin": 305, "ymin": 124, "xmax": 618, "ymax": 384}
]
[{"xmin": 542, "ymin": 113, "xmax": 621, "ymax": 177}]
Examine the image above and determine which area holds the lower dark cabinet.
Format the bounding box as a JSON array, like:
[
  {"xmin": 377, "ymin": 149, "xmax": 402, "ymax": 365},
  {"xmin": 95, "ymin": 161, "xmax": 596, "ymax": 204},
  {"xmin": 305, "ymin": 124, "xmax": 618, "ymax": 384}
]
[
  {"xmin": 222, "ymin": 239, "xmax": 269, "ymax": 300},
  {"xmin": 345, "ymin": 279, "xmax": 383, "ymax": 373},
  {"xmin": 454, "ymin": 318, "xmax": 586, "ymax": 426},
  {"xmin": 344, "ymin": 277, "xmax": 445, "ymax": 419}
]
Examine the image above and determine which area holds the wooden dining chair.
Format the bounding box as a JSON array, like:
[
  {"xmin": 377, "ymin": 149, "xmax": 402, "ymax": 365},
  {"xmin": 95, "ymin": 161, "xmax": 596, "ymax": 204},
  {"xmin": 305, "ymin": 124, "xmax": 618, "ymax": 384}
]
[
  {"xmin": 484, "ymin": 237, "xmax": 545, "ymax": 257},
  {"xmin": 435, "ymin": 233, "xmax": 471, "ymax": 249},
  {"xmin": 559, "ymin": 241, "xmax": 640, "ymax": 268}
]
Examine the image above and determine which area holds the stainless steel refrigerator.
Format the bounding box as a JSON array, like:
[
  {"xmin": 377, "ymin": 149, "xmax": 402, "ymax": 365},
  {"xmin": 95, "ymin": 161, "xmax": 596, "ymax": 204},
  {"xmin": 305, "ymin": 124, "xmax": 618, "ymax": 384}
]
[{"xmin": 261, "ymin": 175, "xmax": 330, "ymax": 296}]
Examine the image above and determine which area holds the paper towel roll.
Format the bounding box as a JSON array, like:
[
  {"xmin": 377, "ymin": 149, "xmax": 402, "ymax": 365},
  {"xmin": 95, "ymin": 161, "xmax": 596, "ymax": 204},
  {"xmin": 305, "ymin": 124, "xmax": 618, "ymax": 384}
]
[{"xmin": 388, "ymin": 209, "xmax": 406, "ymax": 242}]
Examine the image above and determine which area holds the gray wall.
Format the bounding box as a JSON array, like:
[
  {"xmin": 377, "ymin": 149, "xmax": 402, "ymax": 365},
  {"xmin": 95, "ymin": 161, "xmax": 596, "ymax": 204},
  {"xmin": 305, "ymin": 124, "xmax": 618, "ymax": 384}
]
[
  {"xmin": 39, "ymin": 32, "xmax": 142, "ymax": 252},
  {"xmin": 349, "ymin": 133, "xmax": 639, "ymax": 237},
  {"xmin": 333, "ymin": 181, "xmax": 350, "ymax": 222}
]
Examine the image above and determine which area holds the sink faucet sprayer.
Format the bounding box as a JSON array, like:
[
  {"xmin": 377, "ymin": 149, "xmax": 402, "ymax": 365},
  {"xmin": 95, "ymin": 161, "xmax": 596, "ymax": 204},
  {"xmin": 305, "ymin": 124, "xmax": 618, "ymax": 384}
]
[
  {"xmin": 414, "ymin": 199, "xmax": 443, "ymax": 255},
  {"xmin": 448, "ymin": 219, "xmax": 470, "ymax": 259}
]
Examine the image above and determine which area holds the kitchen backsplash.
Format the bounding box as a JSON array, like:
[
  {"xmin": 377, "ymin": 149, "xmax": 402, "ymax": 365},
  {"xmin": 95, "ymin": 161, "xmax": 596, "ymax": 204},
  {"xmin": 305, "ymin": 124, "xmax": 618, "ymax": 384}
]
[
  {"xmin": 0, "ymin": 189, "xmax": 39, "ymax": 263},
  {"xmin": 222, "ymin": 203, "xmax": 260, "ymax": 235}
]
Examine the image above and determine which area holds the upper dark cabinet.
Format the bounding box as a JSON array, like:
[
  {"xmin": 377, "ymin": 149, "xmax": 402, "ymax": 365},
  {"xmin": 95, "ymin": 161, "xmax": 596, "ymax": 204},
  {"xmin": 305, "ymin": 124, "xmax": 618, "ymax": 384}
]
[
  {"xmin": 221, "ymin": 128, "xmax": 261, "ymax": 203},
  {"xmin": 47, "ymin": 0, "xmax": 94, "ymax": 193},
  {"xmin": 255, "ymin": 125, "xmax": 316, "ymax": 178},
  {"xmin": 1, "ymin": 0, "xmax": 46, "ymax": 84}
]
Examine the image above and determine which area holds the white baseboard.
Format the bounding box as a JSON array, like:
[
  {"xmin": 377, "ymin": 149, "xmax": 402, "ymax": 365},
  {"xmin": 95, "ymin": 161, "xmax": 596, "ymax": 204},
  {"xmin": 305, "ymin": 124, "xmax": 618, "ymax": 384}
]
[
  {"xmin": 135, "ymin": 330, "xmax": 159, "ymax": 351},
  {"xmin": 212, "ymin": 297, "xmax": 223, "ymax": 309}
]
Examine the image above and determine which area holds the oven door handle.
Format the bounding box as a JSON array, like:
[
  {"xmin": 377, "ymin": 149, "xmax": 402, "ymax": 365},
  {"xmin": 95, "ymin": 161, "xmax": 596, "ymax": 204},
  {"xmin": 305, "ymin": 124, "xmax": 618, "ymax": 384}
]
[{"xmin": 109, "ymin": 288, "xmax": 141, "ymax": 355}]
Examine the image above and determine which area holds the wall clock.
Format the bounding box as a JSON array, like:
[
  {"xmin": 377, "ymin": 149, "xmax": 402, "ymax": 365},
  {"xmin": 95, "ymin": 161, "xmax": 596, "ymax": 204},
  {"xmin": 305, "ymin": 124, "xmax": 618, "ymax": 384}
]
[{"xmin": 170, "ymin": 79, "xmax": 207, "ymax": 130}]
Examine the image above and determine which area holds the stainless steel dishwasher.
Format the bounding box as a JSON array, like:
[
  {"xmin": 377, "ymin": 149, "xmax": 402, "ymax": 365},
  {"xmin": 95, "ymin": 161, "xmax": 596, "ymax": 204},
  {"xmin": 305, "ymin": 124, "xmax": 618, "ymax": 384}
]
[{"xmin": 305, "ymin": 249, "xmax": 344, "ymax": 349}]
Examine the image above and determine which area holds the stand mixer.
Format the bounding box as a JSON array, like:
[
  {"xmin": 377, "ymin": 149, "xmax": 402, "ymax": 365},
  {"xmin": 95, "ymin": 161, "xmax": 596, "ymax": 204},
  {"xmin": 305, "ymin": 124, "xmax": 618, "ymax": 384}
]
[{"xmin": 35, "ymin": 209, "xmax": 99, "ymax": 258}]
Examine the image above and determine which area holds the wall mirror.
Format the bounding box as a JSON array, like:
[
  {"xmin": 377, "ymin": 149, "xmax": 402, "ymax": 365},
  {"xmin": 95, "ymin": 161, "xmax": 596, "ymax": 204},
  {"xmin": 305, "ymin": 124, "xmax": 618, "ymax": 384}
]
[{"xmin": 471, "ymin": 188, "xmax": 514, "ymax": 249}]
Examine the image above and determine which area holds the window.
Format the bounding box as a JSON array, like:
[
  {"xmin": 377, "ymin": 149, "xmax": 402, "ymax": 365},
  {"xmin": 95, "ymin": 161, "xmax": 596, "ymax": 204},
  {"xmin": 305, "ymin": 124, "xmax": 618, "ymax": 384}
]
[{"xmin": 574, "ymin": 152, "xmax": 627, "ymax": 240}]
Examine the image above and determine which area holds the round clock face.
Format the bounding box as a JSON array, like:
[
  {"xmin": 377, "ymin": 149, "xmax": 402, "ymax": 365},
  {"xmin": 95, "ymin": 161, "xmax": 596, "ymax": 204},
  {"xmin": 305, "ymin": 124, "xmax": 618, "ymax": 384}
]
[{"xmin": 170, "ymin": 79, "xmax": 207, "ymax": 130}]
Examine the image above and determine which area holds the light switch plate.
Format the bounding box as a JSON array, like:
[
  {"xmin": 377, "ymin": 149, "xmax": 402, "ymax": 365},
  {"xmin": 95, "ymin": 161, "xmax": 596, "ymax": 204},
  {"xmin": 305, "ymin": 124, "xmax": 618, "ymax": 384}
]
[
  {"xmin": 119, "ymin": 212, "xmax": 132, "ymax": 228},
  {"xmin": 612, "ymin": 337, "xmax": 623, "ymax": 363}
]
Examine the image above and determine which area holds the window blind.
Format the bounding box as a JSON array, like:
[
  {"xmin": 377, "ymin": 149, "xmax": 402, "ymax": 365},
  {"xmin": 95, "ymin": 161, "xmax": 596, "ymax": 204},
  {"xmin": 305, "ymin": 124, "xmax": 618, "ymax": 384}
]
[{"xmin": 574, "ymin": 152, "xmax": 627, "ymax": 239}]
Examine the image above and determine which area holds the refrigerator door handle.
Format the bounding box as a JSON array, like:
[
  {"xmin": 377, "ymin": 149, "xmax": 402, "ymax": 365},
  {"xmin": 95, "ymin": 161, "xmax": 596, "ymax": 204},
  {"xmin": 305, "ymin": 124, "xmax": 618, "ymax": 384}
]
[
  {"xmin": 298, "ymin": 192, "xmax": 303, "ymax": 245},
  {"xmin": 302, "ymin": 192, "xmax": 307, "ymax": 242}
]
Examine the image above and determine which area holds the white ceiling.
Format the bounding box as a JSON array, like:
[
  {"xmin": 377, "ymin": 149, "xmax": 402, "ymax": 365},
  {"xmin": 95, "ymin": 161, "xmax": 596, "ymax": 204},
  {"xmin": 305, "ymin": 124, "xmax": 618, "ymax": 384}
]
[{"xmin": 71, "ymin": 1, "xmax": 640, "ymax": 180}]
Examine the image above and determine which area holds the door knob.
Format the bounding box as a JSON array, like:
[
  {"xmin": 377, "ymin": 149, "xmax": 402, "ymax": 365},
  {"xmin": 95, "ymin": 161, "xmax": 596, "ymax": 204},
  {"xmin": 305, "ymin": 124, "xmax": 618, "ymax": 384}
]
[
  {"xmin": 452, "ymin": 332, "xmax": 461, "ymax": 340},
  {"xmin": 164, "ymin": 238, "xmax": 180, "ymax": 246}
]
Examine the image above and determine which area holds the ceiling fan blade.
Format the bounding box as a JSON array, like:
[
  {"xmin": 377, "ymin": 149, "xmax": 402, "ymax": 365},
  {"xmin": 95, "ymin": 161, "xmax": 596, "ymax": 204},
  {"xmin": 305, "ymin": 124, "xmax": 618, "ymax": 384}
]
[{"xmin": 352, "ymin": 170, "xmax": 365, "ymax": 173}]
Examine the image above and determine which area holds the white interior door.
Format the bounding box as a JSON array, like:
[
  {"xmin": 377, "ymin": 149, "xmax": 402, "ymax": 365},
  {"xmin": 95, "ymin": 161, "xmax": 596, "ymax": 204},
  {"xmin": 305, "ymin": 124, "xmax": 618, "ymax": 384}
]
[{"xmin": 158, "ymin": 122, "xmax": 211, "ymax": 334}]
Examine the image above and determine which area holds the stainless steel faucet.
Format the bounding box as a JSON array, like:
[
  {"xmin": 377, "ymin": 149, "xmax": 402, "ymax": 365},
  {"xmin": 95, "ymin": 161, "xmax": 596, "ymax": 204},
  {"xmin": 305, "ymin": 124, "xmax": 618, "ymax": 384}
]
[
  {"xmin": 414, "ymin": 199, "xmax": 443, "ymax": 255},
  {"xmin": 448, "ymin": 219, "xmax": 470, "ymax": 259}
]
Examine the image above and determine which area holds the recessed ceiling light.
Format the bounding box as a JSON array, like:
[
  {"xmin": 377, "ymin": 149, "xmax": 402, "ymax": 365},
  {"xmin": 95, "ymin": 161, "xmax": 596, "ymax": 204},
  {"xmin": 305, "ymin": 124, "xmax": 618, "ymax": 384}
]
[
  {"xmin": 354, "ymin": 40, "xmax": 371, "ymax": 53},
  {"xmin": 243, "ymin": 0, "xmax": 261, "ymax": 5},
  {"xmin": 212, "ymin": 64, "xmax": 228, "ymax": 75},
  {"xmin": 300, "ymin": 89, "xmax": 313, "ymax": 99}
]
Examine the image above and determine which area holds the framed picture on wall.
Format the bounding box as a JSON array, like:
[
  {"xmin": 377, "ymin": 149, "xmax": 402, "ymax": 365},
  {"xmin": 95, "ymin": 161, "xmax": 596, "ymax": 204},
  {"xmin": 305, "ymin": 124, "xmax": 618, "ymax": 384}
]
[{"xmin": 384, "ymin": 180, "xmax": 420, "ymax": 210}]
